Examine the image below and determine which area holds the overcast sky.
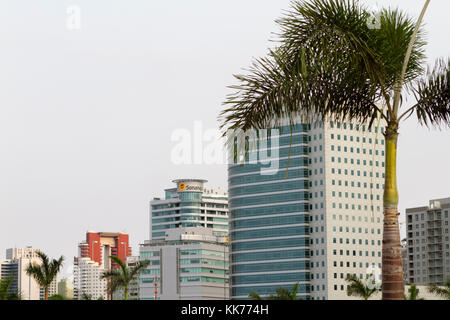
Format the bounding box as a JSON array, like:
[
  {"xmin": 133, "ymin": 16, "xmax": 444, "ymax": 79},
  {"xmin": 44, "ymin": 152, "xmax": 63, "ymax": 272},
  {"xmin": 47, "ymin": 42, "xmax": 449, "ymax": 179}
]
[{"xmin": 0, "ymin": 0, "xmax": 448, "ymax": 278}]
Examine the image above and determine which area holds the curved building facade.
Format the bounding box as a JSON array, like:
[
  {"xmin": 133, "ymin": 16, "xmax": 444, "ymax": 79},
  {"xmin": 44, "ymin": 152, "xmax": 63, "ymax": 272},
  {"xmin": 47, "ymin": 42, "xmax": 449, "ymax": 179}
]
[{"xmin": 228, "ymin": 123, "xmax": 312, "ymax": 299}]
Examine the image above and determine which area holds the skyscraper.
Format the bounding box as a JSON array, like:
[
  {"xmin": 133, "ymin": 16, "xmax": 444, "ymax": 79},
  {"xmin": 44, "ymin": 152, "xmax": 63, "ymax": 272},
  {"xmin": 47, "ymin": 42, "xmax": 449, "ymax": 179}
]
[
  {"xmin": 406, "ymin": 197, "xmax": 450, "ymax": 286},
  {"xmin": 73, "ymin": 231, "xmax": 132, "ymax": 300},
  {"xmin": 228, "ymin": 119, "xmax": 385, "ymax": 300},
  {"xmin": 149, "ymin": 179, "xmax": 228, "ymax": 240}
]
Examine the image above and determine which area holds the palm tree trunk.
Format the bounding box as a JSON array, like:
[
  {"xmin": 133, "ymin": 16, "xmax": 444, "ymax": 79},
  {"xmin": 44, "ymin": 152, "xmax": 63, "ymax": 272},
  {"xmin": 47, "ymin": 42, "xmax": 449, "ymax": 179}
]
[
  {"xmin": 124, "ymin": 285, "xmax": 128, "ymax": 300},
  {"xmin": 45, "ymin": 287, "xmax": 49, "ymax": 300},
  {"xmin": 382, "ymin": 126, "xmax": 404, "ymax": 300}
]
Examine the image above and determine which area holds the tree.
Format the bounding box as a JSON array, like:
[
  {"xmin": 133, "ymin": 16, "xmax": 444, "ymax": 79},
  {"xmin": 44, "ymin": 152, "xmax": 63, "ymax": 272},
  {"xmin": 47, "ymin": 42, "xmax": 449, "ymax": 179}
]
[
  {"xmin": 345, "ymin": 274, "xmax": 379, "ymax": 300},
  {"xmin": 406, "ymin": 284, "xmax": 424, "ymax": 300},
  {"xmin": 220, "ymin": 0, "xmax": 449, "ymax": 300},
  {"xmin": 249, "ymin": 283, "xmax": 301, "ymax": 300},
  {"xmin": 0, "ymin": 275, "xmax": 21, "ymax": 300},
  {"xmin": 100, "ymin": 256, "xmax": 150, "ymax": 300},
  {"xmin": 25, "ymin": 251, "xmax": 64, "ymax": 300},
  {"xmin": 427, "ymin": 279, "xmax": 450, "ymax": 299}
]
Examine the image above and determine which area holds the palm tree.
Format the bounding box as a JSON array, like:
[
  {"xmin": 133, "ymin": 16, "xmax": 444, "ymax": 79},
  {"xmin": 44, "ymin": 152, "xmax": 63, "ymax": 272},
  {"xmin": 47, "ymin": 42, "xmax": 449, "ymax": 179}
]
[
  {"xmin": 406, "ymin": 284, "xmax": 424, "ymax": 300},
  {"xmin": 249, "ymin": 283, "xmax": 301, "ymax": 300},
  {"xmin": 0, "ymin": 275, "xmax": 21, "ymax": 300},
  {"xmin": 220, "ymin": 0, "xmax": 449, "ymax": 300},
  {"xmin": 25, "ymin": 251, "xmax": 64, "ymax": 300},
  {"xmin": 345, "ymin": 274, "xmax": 380, "ymax": 300},
  {"xmin": 100, "ymin": 256, "xmax": 150, "ymax": 300},
  {"xmin": 427, "ymin": 279, "xmax": 450, "ymax": 299}
]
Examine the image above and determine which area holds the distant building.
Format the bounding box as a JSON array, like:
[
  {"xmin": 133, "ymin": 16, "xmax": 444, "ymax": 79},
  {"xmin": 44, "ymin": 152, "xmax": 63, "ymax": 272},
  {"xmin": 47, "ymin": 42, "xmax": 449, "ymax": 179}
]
[
  {"xmin": 150, "ymin": 179, "xmax": 228, "ymax": 240},
  {"xmin": 112, "ymin": 256, "xmax": 140, "ymax": 300},
  {"xmin": 73, "ymin": 231, "xmax": 132, "ymax": 300},
  {"xmin": 139, "ymin": 227, "xmax": 229, "ymax": 300},
  {"xmin": 58, "ymin": 278, "xmax": 74, "ymax": 300},
  {"xmin": 0, "ymin": 247, "xmax": 57, "ymax": 300},
  {"xmin": 406, "ymin": 197, "xmax": 450, "ymax": 286}
]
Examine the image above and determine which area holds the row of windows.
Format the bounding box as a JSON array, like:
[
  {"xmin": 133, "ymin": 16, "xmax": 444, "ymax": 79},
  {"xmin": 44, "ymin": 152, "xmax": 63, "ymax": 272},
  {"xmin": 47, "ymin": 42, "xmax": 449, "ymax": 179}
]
[
  {"xmin": 229, "ymin": 179, "xmax": 309, "ymax": 198},
  {"xmin": 331, "ymin": 167, "xmax": 385, "ymax": 179},
  {"xmin": 229, "ymin": 192, "xmax": 309, "ymax": 208},
  {"xmin": 231, "ymin": 237, "xmax": 308, "ymax": 252},
  {"xmin": 333, "ymin": 249, "xmax": 381, "ymax": 258},
  {"xmin": 180, "ymin": 267, "xmax": 228, "ymax": 275},
  {"xmin": 330, "ymin": 144, "xmax": 384, "ymax": 156},
  {"xmin": 331, "ymin": 203, "xmax": 381, "ymax": 212},
  {"xmin": 179, "ymin": 258, "xmax": 229, "ymax": 267},
  {"xmin": 180, "ymin": 249, "xmax": 225, "ymax": 258},
  {"xmin": 229, "ymin": 168, "xmax": 309, "ymax": 186},
  {"xmin": 232, "ymin": 284, "xmax": 309, "ymax": 297},
  {"xmin": 231, "ymin": 226, "xmax": 309, "ymax": 241},
  {"xmin": 331, "ymin": 226, "xmax": 381, "ymax": 234},
  {"xmin": 232, "ymin": 260, "xmax": 309, "ymax": 274},
  {"xmin": 231, "ymin": 203, "xmax": 309, "ymax": 219},
  {"xmin": 330, "ymin": 121, "xmax": 383, "ymax": 133},
  {"xmin": 333, "ymin": 238, "xmax": 381, "ymax": 246},
  {"xmin": 330, "ymin": 133, "xmax": 385, "ymax": 145},
  {"xmin": 232, "ymin": 272, "xmax": 309, "ymax": 285},
  {"xmin": 231, "ymin": 249, "xmax": 309, "ymax": 263},
  {"xmin": 332, "ymin": 191, "xmax": 381, "ymax": 200},
  {"xmin": 231, "ymin": 215, "xmax": 309, "ymax": 230},
  {"xmin": 180, "ymin": 276, "xmax": 228, "ymax": 284}
]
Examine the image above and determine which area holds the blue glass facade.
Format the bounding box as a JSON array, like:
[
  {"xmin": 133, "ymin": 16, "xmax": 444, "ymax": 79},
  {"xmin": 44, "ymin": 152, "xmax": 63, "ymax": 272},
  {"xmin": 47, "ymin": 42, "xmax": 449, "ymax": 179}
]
[{"xmin": 228, "ymin": 124, "xmax": 311, "ymax": 299}]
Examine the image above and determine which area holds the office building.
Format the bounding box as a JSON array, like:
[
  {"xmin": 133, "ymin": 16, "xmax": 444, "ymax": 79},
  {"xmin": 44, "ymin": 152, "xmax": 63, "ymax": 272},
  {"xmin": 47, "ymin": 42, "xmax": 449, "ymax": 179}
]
[
  {"xmin": 406, "ymin": 197, "xmax": 450, "ymax": 285},
  {"xmin": 139, "ymin": 227, "xmax": 229, "ymax": 300},
  {"xmin": 73, "ymin": 231, "xmax": 132, "ymax": 300},
  {"xmin": 150, "ymin": 179, "xmax": 228, "ymax": 240},
  {"xmin": 228, "ymin": 119, "xmax": 385, "ymax": 300}
]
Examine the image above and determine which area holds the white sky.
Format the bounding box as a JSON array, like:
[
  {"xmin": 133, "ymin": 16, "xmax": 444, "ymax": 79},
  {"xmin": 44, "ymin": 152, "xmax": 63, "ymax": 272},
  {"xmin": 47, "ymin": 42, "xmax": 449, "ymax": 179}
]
[{"xmin": 0, "ymin": 0, "xmax": 448, "ymax": 278}]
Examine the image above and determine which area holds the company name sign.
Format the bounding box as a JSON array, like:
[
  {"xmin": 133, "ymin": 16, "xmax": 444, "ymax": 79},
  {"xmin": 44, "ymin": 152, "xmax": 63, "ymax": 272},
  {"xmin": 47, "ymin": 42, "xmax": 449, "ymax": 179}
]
[{"xmin": 178, "ymin": 181, "xmax": 204, "ymax": 192}]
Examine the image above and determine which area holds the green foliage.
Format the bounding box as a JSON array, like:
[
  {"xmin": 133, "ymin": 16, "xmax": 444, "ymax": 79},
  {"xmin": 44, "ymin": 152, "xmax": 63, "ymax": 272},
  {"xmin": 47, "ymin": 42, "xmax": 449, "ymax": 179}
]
[
  {"xmin": 427, "ymin": 279, "xmax": 450, "ymax": 300},
  {"xmin": 406, "ymin": 284, "xmax": 424, "ymax": 300},
  {"xmin": 220, "ymin": 0, "xmax": 449, "ymax": 133},
  {"xmin": 249, "ymin": 283, "xmax": 302, "ymax": 300},
  {"xmin": 345, "ymin": 274, "xmax": 379, "ymax": 300},
  {"xmin": 0, "ymin": 275, "xmax": 21, "ymax": 300},
  {"xmin": 101, "ymin": 256, "xmax": 150, "ymax": 300},
  {"xmin": 48, "ymin": 294, "xmax": 65, "ymax": 300},
  {"xmin": 25, "ymin": 251, "xmax": 64, "ymax": 300}
]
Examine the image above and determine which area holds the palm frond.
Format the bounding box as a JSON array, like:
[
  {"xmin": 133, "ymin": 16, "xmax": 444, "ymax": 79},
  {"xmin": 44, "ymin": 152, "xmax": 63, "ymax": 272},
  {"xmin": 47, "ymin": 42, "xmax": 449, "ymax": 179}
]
[
  {"xmin": 25, "ymin": 263, "xmax": 46, "ymax": 287},
  {"xmin": 128, "ymin": 260, "xmax": 150, "ymax": 280},
  {"xmin": 109, "ymin": 256, "xmax": 128, "ymax": 278},
  {"xmin": 427, "ymin": 280, "xmax": 450, "ymax": 299},
  {"xmin": 220, "ymin": 0, "xmax": 389, "ymax": 133},
  {"xmin": 412, "ymin": 58, "xmax": 450, "ymax": 128},
  {"xmin": 248, "ymin": 292, "xmax": 262, "ymax": 300}
]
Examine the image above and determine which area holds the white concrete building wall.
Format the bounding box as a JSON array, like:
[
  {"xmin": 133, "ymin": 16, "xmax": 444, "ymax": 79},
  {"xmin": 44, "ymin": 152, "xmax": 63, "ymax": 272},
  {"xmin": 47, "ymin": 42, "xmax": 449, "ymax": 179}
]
[{"xmin": 309, "ymin": 120, "xmax": 385, "ymax": 300}]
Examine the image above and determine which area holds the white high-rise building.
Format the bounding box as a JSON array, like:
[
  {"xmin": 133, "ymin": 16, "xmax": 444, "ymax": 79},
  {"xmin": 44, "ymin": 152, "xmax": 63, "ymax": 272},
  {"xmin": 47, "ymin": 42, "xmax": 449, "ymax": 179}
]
[
  {"xmin": 73, "ymin": 257, "xmax": 107, "ymax": 300},
  {"xmin": 0, "ymin": 247, "xmax": 58, "ymax": 300},
  {"xmin": 228, "ymin": 119, "xmax": 385, "ymax": 300}
]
